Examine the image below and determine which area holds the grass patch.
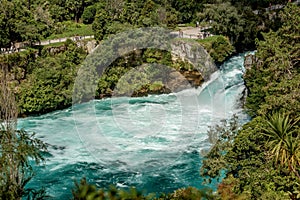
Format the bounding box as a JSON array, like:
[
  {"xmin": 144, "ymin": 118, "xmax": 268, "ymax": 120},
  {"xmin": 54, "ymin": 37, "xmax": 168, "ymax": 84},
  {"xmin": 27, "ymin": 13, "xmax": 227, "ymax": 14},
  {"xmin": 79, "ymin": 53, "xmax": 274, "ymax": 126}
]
[
  {"xmin": 41, "ymin": 42, "xmax": 66, "ymax": 48},
  {"xmin": 196, "ymin": 35, "xmax": 223, "ymax": 43},
  {"xmin": 46, "ymin": 22, "xmax": 93, "ymax": 40}
]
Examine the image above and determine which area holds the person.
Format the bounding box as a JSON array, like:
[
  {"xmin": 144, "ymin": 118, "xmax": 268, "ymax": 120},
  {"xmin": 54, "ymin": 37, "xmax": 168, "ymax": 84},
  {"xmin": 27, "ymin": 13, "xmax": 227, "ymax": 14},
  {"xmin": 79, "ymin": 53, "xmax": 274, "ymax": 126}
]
[
  {"xmin": 179, "ymin": 30, "xmax": 183, "ymax": 38},
  {"xmin": 196, "ymin": 21, "xmax": 199, "ymax": 27}
]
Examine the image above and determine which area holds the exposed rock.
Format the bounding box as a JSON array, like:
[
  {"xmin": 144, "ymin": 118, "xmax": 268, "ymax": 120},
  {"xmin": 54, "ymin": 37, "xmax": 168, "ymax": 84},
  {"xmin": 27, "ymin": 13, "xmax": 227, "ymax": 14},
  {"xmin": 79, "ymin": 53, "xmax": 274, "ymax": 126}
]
[
  {"xmin": 171, "ymin": 40, "xmax": 217, "ymax": 80},
  {"xmin": 132, "ymin": 85, "xmax": 171, "ymax": 97},
  {"xmin": 45, "ymin": 45, "xmax": 67, "ymax": 55},
  {"xmin": 242, "ymin": 53, "xmax": 258, "ymax": 107},
  {"xmin": 43, "ymin": 40, "xmax": 97, "ymax": 56},
  {"xmin": 244, "ymin": 54, "xmax": 257, "ymax": 70},
  {"xmin": 181, "ymin": 69, "xmax": 204, "ymax": 87},
  {"xmin": 76, "ymin": 40, "xmax": 97, "ymax": 54},
  {"xmin": 166, "ymin": 71, "xmax": 191, "ymax": 92}
]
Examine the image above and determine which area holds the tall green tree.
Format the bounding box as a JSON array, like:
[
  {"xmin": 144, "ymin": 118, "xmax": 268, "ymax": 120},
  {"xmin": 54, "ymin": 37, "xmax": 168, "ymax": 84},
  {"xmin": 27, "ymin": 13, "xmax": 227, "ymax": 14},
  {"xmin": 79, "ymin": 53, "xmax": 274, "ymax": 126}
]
[
  {"xmin": 66, "ymin": 0, "xmax": 86, "ymax": 23},
  {"xmin": 0, "ymin": 64, "xmax": 48, "ymax": 199},
  {"xmin": 17, "ymin": 40, "xmax": 87, "ymax": 115},
  {"xmin": 201, "ymin": 4, "xmax": 300, "ymax": 199},
  {"xmin": 198, "ymin": 1, "xmax": 245, "ymax": 45},
  {"xmin": 0, "ymin": 0, "xmax": 48, "ymax": 47},
  {"xmin": 170, "ymin": 0, "xmax": 202, "ymax": 23},
  {"xmin": 244, "ymin": 3, "xmax": 300, "ymax": 116}
]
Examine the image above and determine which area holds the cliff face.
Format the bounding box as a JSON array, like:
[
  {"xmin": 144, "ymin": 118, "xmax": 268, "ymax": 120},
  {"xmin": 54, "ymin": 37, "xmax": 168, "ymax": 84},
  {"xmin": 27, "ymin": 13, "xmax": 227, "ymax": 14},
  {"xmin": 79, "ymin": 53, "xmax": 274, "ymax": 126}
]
[
  {"xmin": 43, "ymin": 40, "xmax": 97, "ymax": 55},
  {"xmin": 241, "ymin": 53, "xmax": 258, "ymax": 107},
  {"xmin": 97, "ymin": 40, "xmax": 217, "ymax": 98},
  {"xmin": 171, "ymin": 40, "xmax": 217, "ymax": 80},
  {"xmin": 2, "ymin": 39, "xmax": 219, "ymax": 116}
]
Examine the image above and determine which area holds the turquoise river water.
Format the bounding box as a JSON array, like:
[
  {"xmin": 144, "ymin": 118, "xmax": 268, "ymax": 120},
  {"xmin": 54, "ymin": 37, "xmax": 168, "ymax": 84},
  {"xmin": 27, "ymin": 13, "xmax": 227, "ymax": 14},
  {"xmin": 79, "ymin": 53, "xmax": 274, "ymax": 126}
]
[{"xmin": 18, "ymin": 53, "xmax": 250, "ymax": 199}]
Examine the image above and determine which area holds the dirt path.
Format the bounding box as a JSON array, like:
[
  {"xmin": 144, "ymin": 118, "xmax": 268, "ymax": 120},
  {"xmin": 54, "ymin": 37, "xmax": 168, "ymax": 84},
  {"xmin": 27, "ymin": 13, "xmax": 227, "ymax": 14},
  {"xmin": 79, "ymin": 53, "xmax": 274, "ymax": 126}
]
[
  {"xmin": 1, "ymin": 35, "xmax": 94, "ymax": 54},
  {"xmin": 171, "ymin": 26, "xmax": 212, "ymax": 39},
  {"xmin": 36, "ymin": 35, "xmax": 94, "ymax": 46},
  {"xmin": 1, "ymin": 26, "xmax": 213, "ymax": 54}
]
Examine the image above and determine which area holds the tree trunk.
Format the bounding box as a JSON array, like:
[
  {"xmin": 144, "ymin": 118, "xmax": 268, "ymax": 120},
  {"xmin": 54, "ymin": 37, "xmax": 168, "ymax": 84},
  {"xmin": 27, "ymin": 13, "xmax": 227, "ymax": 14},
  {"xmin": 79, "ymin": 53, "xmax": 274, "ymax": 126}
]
[{"xmin": 289, "ymin": 162, "xmax": 300, "ymax": 180}]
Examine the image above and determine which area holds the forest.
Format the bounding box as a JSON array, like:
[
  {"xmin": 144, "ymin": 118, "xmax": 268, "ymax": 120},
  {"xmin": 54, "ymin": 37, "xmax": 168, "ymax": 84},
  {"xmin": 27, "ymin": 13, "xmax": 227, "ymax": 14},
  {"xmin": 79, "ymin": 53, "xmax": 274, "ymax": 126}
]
[{"xmin": 0, "ymin": 0, "xmax": 299, "ymax": 199}]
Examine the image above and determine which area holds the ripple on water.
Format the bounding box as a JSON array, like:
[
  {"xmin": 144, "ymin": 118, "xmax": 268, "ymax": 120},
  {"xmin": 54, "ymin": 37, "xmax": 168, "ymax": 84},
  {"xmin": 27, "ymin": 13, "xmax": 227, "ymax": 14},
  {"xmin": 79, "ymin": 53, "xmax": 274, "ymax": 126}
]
[{"xmin": 21, "ymin": 53, "xmax": 251, "ymax": 199}]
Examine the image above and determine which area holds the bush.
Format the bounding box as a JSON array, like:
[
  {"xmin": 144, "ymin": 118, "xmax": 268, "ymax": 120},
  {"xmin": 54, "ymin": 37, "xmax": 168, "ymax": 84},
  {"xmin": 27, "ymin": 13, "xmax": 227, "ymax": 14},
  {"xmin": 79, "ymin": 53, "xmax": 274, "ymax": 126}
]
[
  {"xmin": 82, "ymin": 6, "xmax": 96, "ymax": 24},
  {"xmin": 197, "ymin": 36, "xmax": 235, "ymax": 64}
]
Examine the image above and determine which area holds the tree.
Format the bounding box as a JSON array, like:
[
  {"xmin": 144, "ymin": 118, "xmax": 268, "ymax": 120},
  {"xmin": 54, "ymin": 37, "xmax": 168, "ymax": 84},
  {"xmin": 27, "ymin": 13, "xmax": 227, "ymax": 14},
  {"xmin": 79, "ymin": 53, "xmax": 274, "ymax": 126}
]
[
  {"xmin": 17, "ymin": 40, "xmax": 87, "ymax": 115},
  {"xmin": 82, "ymin": 5, "xmax": 96, "ymax": 24},
  {"xmin": 262, "ymin": 112, "xmax": 300, "ymax": 179},
  {"xmin": 170, "ymin": 0, "xmax": 202, "ymax": 23},
  {"xmin": 200, "ymin": 115, "xmax": 240, "ymax": 181},
  {"xmin": 197, "ymin": 35, "xmax": 235, "ymax": 63},
  {"xmin": 201, "ymin": 4, "xmax": 300, "ymax": 199},
  {"xmin": 244, "ymin": 3, "xmax": 300, "ymax": 116},
  {"xmin": 92, "ymin": 8, "xmax": 110, "ymax": 42},
  {"xmin": 198, "ymin": 1, "xmax": 245, "ymax": 45},
  {"xmin": 0, "ymin": 0, "xmax": 47, "ymax": 47},
  {"xmin": 66, "ymin": 0, "xmax": 86, "ymax": 23},
  {"xmin": 0, "ymin": 63, "xmax": 48, "ymax": 199}
]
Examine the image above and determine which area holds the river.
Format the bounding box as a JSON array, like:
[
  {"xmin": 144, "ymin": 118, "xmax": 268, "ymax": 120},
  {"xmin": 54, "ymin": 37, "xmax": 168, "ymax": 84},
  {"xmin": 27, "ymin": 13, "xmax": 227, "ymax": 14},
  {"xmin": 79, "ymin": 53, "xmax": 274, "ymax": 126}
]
[{"xmin": 19, "ymin": 53, "xmax": 250, "ymax": 199}]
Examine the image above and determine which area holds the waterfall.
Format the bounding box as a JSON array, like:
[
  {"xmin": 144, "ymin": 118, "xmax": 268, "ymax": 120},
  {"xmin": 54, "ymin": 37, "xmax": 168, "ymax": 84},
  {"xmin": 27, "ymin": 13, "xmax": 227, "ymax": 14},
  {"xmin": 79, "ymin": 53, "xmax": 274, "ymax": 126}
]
[{"xmin": 19, "ymin": 53, "xmax": 250, "ymax": 199}]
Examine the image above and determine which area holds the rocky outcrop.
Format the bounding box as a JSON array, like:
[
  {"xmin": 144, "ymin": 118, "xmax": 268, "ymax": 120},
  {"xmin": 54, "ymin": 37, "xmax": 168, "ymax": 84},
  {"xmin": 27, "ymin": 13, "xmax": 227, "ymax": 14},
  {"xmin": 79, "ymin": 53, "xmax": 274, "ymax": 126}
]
[
  {"xmin": 44, "ymin": 45, "xmax": 67, "ymax": 55},
  {"xmin": 242, "ymin": 53, "xmax": 258, "ymax": 107},
  {"xmin": 181, "ymin": 69, "xmax": 203, "ymax": 87},
  {"xmin": 43, "ymin": 40, "xmax": 97, "ymax": 56},
  {"xmin": 100, "ymin": 69, "xmax": 204, "ymax": 99},
  {"xmin": 96, "ymin": 41, "xmax": 215, "ymax": 99},
  {"xmin": 77, "ymin": 40, "xmax": 97, "ymax": 54},
  {"xmin": 171, "ymin": 40, "xmax": 217, "ymax": 80},
  {"xmin": 244, "ymin": 54, "xmax": 258, "ymax": 70},
  {"xmin": 132, "ymin": 85, "xmax": 171, "ymax": 97}
]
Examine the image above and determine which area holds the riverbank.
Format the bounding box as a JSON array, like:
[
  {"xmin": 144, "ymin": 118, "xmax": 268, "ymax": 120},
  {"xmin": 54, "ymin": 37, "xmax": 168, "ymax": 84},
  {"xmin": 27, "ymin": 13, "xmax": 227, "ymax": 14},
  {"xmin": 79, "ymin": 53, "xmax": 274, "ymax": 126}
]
[
  {"xmin": 1, "ymin": 35, "xmax": 234, "ymax": 117},
  {"xmin": 21, "ymin": 53, "xmax": 248, "ymax": 199}
]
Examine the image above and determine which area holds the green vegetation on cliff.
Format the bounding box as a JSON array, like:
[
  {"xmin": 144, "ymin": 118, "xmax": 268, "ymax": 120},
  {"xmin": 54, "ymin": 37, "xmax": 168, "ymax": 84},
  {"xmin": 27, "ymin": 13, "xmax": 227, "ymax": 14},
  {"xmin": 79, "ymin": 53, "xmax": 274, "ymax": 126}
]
[
  {"xmin": 0, "ymin": 40, "xmax": 87, "ymax": 116},
  {"xmin": 197, "ymin": 35, "xmax": 235, "ymax": 63},
  {"xmin": 201, "ymin": 4, "xmax": 300, "ymax": 199},
  {"xmin": 244, "ymin": 3, "xmax": 300, "ymax": 117},
  {"xmin": 2, "ymin": 39, "xmax": 208, "ymax": 116},
  {"xmin": 0, "ymin": 65, "xmax": 48, "ymax": 199}
]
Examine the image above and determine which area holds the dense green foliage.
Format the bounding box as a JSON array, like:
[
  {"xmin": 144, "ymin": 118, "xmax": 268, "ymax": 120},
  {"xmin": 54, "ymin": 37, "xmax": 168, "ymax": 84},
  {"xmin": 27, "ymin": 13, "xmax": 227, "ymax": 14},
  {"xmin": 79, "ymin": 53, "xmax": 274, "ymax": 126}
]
[
  {"xmin": 197, "ymin": 35, "xmax": 235, "ymax": 63},
  {"xmin": 244, "ymin": 3, "xmax": 300, "ymax": 117},
  {"xmin": 72, "ymin": 178, "xmax": 215, "ymax": 200},
  {"xmin": 201, "ymin": 4, "xmax": 300, "ymax": 199},
  {"xmin": 0, "ymin": 40, "xmax": 87, "ymax": 116},
  {"xmin": 92, "ymin": 0, "xmax": 178, "ymax": 41},
  {"xmin": 0, "ymin": 0, "xmax": 289, "ymax": 51},
  {"xmin": 198, "ymin": 0, "xmax": 297, "ymax": 51},
  {"xmin": 2, "ymin": 38, "xmax": 207, "ymax": 116},
  {"xmin": 96, "ymin": 49, "xmax": 192, "ymax": 98},
  {"xmin": 0, "ymin": 66, "xmax": 48, "ymax": 199},
  {"xmin": 0, "ymin": 0, "xmax": 51, "ymax": 47}
]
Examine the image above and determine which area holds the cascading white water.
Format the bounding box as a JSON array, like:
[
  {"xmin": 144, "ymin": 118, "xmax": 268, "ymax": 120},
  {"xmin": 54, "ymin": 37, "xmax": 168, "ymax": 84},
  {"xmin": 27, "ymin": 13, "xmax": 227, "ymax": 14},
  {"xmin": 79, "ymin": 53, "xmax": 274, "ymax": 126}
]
[{"xmin": 18, "ymin": 53, "xmax": 250, "ymax": 199}]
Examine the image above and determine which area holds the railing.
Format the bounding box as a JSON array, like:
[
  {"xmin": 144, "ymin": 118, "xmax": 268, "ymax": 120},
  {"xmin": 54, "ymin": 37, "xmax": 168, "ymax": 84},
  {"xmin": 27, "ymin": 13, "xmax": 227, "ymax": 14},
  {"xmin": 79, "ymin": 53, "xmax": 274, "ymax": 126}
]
[
  {"xmin": 36, "ymin": 35, "xmax": 94, "ymax": 46},
  {"xmin": 171, "ymin": 26, "xmax": 213, "ymax": 39},
  {"xmin": 0, "ymin": 35, "xmax": 95, "ymax": 54}
]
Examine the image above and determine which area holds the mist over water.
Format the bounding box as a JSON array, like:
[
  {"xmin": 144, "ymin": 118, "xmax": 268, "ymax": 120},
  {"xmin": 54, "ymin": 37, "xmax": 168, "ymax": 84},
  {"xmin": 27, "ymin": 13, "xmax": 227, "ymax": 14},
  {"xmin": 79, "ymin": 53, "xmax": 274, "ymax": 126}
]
[{"xmin": 19, "ymin": 53, "xmax": 250, "ymax": 199}]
